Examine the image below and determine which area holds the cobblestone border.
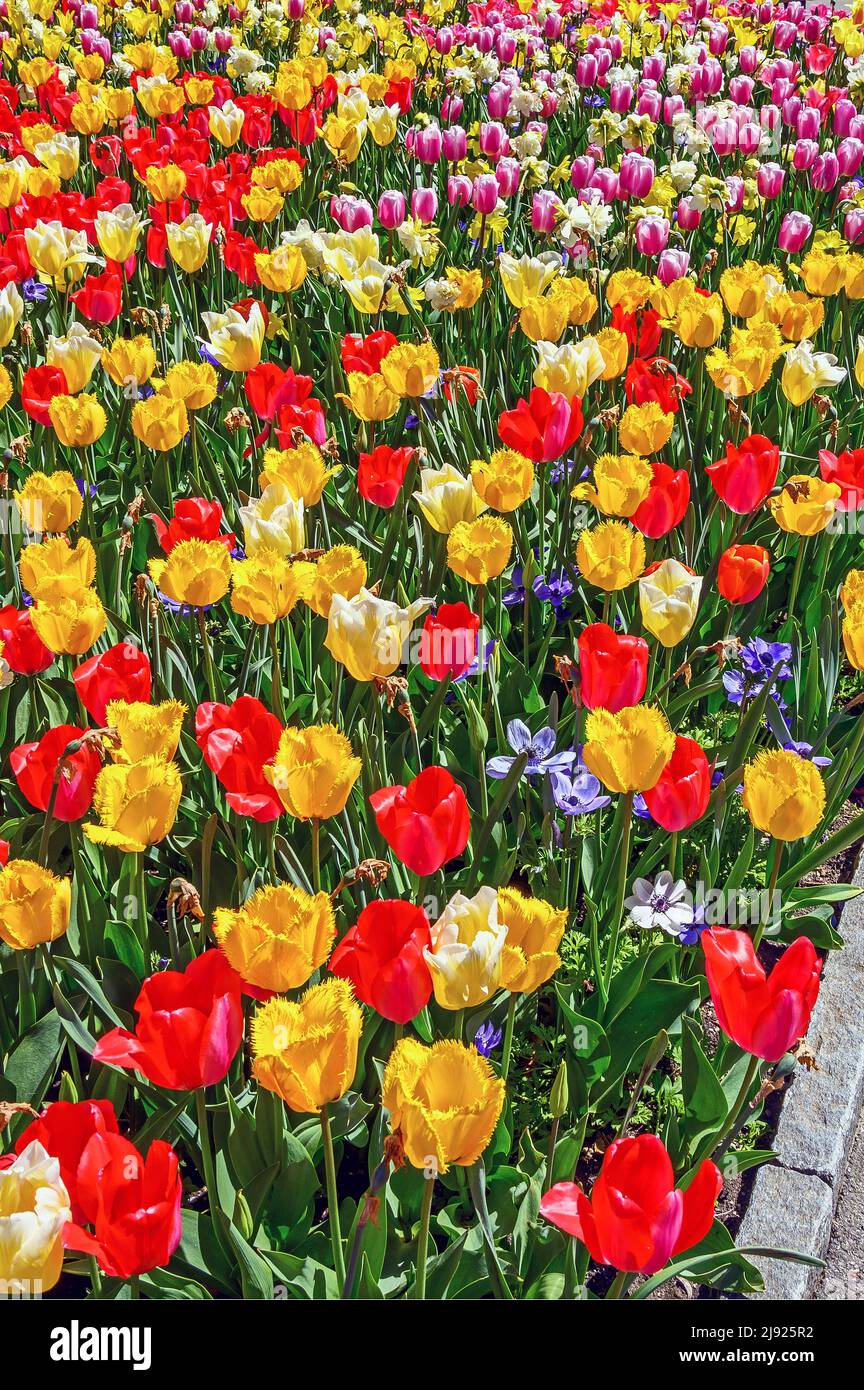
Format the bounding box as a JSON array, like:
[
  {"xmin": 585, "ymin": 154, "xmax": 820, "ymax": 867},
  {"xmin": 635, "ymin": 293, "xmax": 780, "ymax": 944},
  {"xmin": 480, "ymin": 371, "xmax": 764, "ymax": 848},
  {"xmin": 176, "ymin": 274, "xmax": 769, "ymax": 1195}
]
[{"xmin": 735, "ymin": 852, "xmax": 864, "ymax": 1299}]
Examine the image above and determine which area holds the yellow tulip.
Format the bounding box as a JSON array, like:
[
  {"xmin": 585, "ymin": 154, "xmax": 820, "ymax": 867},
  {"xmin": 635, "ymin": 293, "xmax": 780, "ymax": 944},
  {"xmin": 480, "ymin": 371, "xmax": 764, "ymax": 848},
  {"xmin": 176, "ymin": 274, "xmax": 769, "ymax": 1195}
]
[
  {"xmin": 0, "ymin": 861, "xmax": 71, "ymax": 950},
  {"xmin": 606, "ymin": 269, "xmax": 653, "ymax": 314},
  {"xmin": 208, "ymin": 100, "xmax": 245, "ymax": 146},
  {"xmin": 576, "ymin": 520, "xmax": 645, "ymax": 591},
  {"xmin": 254, "ymin": 244, "xmax": 308, "ymax": 294},
  {"xmin": 145, "ymin": 163, "xmax": 187, "ymax": 202},
  {"xmin": 161, "ymin": 361, "xmax": 217, "ymax": 411},
  {"xmin": 24, "ymin": 220, "xmax": 91, "ymax": 286},
  {"xmin": 14, "ymin": 471, "xmax": 82, "ymax": 534},
  {"xmin": 30, "ymin": 590, "xmax": 106, "ymax": 655},
  {"xmin": 519, "ymin": 295, "xmax": 568, "ymax": 343},
  {"xmin": 337, "ymin": 370, "xmax": 399, "ymax": 422},
  {"xmin": 20, "ymin": 536, "xmax": 96, "ymax": 602},
  {"xmin": 842, "ymin": 608, "xmax": 864, "ymax": 670},
  {"xmin": 674, "ymin": 288, "xmax": 725, "ymax": 348},
  {"xmin": 201, "ymin": 302, "xmax": 265, "ymax": 372},
  {"xmin": 258, "ymin": 443, "xmax": 339, "ymax": 505},
  {"xmin": 231, "ymin": 551, "xmax": 310, "ymax": 624},
  {"xmin": 719, "ymin": 262, "xmax": 766, "ymax": 318},
  {"xmin": 239, "ymin": 484, "xmax": 305, "ymax": 558},
  {"xmin": 0, "ymin": 281, "xmax": 23, "ymax": 347},
  {"xmin": 106, "ymin": 699, "xmax": 187, "ymax": 764},
  {"xmin": 533, "ymin": 338, "xmax": 605, "ymax": 398},
  {"xmin": 548, "ymin": 275, "xmax": 598, "ymax": 326},
  {"xmin": 241, "ymin": 186, "xmax": 284, "ymax": 222},
  {"xmin": 447, "ymin": 514, "xmax": 514, "ymax": 584},
  {"xmin": 93, "ymin": 203, "xmax": 144, "ymax": 263},
  {"xmin": 132, "ymin": 394, "xmax": 189, "ymax": 452},
  {"xmin": 213, "ymin": 884, "xmax": 335, "ymax": 993},
  {"xmin": 304, "ymin": 546, "xmax": 366, "ymax": 618},
  {"xmin": 742, "ymin": 749, "xmax": 825, "ymax": 841},
  {"xmin": 800, "ymin": 248, "xmax": 846, "ymax": 297},
  {"xmin": 264, "ymin": 724, "xmax": 361, "ymax": 821},
  {"xmin": 619, "ymin": 402, "xmax": 674, "ymax": 455},
  {"xmin": 101, "ymin": 335, "xmax": 157, "ymax": 390},
  {"xmin": 48, "ymin": 394, "xmax": 106, "ymax": 448},
  {"xmin": 423, "ymin": 887, "xmax": 507, "ymax": 1010},
  {"xmin": 498, "ymin": 887, "xmax": 567, "ymax": 993},
  {"xmin": 471, "ymin": 449, "xmax": 534, "ymax": 513},
  {"xmin": 768, "ymin": 475, "xmax": 840, "ymax": 535},
  {"xmin": 780, "ymin": 342, "xmax": 846, "ymax": 406},
  {"xmin": 595, "ymin": 326, "xmax": 630, "ymax": 379},
  {"xmin": 380, "ymin": 343, "xmax": 440, "ymax": 398},
  {"xmin": 166, "ymin": 213, "xmax": 212, "ymax": 273},
  {"xmin": 583, "ymin": 705, "xmax": 676, "ymax": 794},
  {"xmin": 382, "ymin": 1037, "xmax": 505, "ymax": 1172},
  {"xmin": 252, "ymin": 977, "xmax": 363, "ymax": 1113},
  {"xmin": 639, "ymin": 558, "xmax": 703, "ymax": 647},
  {"xmin": 574, "ymin": 453, "xmax": 652, "ymax": 518},
  {"xmin": 325, "ymin": 589, "xmax": 433, "ymax": 682},
  {"xmin": 414, "ymin": 464, "xmax": 487, "ymax": 534},
  {"xmin": 498, "ymin": 252, "xmax": 560, "ymax": 308},
  {"xmin": 84, "ymin": 756, "xmax": 183, "ymax": 853},
  {"xmin": 46, "ymin": 323, "xmax": 102, "ymax": 393},
  {"xmin": 0, "ymin": 1143, "xmax": 70, "ymax": 1293},
  {"xmin": 149, "ymin": 539, "xmax": 232, "ymax": 608}
]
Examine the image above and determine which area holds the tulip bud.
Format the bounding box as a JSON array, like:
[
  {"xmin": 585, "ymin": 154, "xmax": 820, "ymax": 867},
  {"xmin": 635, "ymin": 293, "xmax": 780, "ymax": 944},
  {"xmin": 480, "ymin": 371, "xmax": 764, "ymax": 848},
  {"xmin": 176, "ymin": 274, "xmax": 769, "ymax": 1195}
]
[{"xmin": 549, "ymin": 1060, "xmax": 569, "ymax": 1119}]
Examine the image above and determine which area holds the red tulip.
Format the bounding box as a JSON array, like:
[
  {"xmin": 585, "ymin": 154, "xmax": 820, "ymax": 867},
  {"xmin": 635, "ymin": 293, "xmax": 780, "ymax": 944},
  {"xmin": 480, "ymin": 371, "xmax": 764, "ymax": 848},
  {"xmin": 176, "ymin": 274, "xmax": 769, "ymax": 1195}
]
[
  {"xmin": 369, "ymin": 766, "xmax": 470, "ymax": 875},
  {"xmin": 540, "ymin": 1134, "xmax": 722, "ymax": 1274},
  {"xmin": 244, "ymin": 362, "xmax": 312, "ymax": 421},
  {"xmin": 818, "ymin": 447, "xmax": 864, "ymax": 511},
  {"xmin": 706, "ymin": 434, "xmax": 780, "ymax": 513},
  {"xmin": 643, "ymin": 735, "xmax": 711, "ymax": 831},
  {"xmin": 10, "ymin": 723, "xmax": 102, "ymax": 822},
  {"xmin": 0, "ymin": 604, "xmax": 54, "ymax": 674},
  {"xmin": 73, "ymin": 642, "xmax": 152, "ymax": 725},
  {"xmin": 70, "ymin": 268, "xmax": 122, "ymax": 324},
  {"xmin": 497, "ymin": 388, "xmax": 583, "ymax": 463},
  {"xmin": 152, "ymin": 498, "xmax": 235, "ymax": 553},
  {"xmin": 441, "ymin": 365, "xmax": 481, "ymax": 406},
  {"xmin": 631, "ymin": 462, "xmax": 690, "ymax": 539},
  {"xmin": 329, "ymin": 899, "xmax": 433, "ymax": 1024},
  {"xmin": 20, "ymin": 364, "xmax": 68, "ymax": 427},
  {"xmin": 717, "ymin": 543, "xmax": 770, "ymax": 604},
  {"xmin": 625, "ymin": 357, "xmax": 691, "ymax": 415},
  {"xmin": 63, "ymin": 1132, "xmax": 182, "ymax": 1279},
  {"xmin": 0, "ymin": 839, "xmax": 8, "ymax": 866},
  {"xmin": 358, "ymin": 445, "xmax": 414, "ymax": 508},
  {"xmin": 419, "ymin": 602, "xmax": 480, "ymax": 682},
  {"xmin": 195, "ymin": 696, "xmax": 283, "ymax": 821},
  {"xmin": 92, "ymin": 950, "xmax": 244, "ymax": 1090},
  {"xmin": 577, "ymin": 623, "xmax": 649, "ymax": 712},
  {"xmin": 611, "ymin": 302, "xmax": 662, "ymax": 356},
  {"xmin": 12, "ymin": 1100, "xmax": 119, "ymax": 1222},
  {"xmin": 340, "ymin": 330, "xmax": 398, "ymax": 376},
  {"xmin": 702, "ymin": 928, "xmax": 821, "ymax": 1063},
  {"xmin": 275, "ymin": 396, "xmax": 327, "ymax": 449}
]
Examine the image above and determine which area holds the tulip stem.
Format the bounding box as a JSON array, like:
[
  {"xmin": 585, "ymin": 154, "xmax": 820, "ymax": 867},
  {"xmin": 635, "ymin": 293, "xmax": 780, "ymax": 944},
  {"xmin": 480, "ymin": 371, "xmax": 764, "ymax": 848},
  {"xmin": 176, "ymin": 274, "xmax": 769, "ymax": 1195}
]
[
  {"xmin": 712, "ymin": 1054, "xmax": 761, "ymax": 1164},
  {"xmin": 752, "ymin": 839, "xmax": 783, "ymax": 950},
  {"xmin": 414, "ymin": 1176, "xmax": 435, "ymax": 1300},
  {"xmin": 500, "ymin": 992, "xmax": 517, "ymax": 1082},
  {"xmin": 606, "ymin": 1270, "xmax": 630, "ymax": 1300},
  {"xmin": 784, "ymin": 536, "xmax": 807, "ymax": 635},
  {"xmin": 603, "ymin": 792, "xmax": 634, "ymax": 996},
  {"xmin": 17, "ymin": 951, "xmax": 35, "ymax": 1033},
  {"xmin": 269, "ymin": 622, "xmax": 286, "ymax": 724},
  {"xmin": 321, "ymin": 1104, "xmax": 346, "ymax": 1288},
  {"xmin": 195, "ymin": 1088, "xmax": 232, "ymax": 1264},
  {"xmin": 196, "ymin": 609, "xmax": 219, "ymax": 703},
  {"xmin": 311, "ymin": 818, "xmax": 322, "ymax": 894}
]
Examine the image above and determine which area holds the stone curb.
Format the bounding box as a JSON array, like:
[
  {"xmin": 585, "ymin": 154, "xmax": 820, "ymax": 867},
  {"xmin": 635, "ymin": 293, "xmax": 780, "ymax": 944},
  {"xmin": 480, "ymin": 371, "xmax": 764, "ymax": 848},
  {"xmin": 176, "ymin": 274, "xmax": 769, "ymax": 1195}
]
[{"xmin": 735, "ymin": 851, "xmax": 864, "ymax": 1299}]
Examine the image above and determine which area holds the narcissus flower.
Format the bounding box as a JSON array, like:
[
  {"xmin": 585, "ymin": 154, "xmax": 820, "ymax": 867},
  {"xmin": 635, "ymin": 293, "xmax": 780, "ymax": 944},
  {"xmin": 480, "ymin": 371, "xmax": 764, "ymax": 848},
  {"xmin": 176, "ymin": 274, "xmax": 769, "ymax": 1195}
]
[
  {"xmin": 768, "ymin": 475, "xmax": 840, "ymax": 535},
  {"xmin": 423, "ymin": 886, "xmax": 507, "ymax": 1010},
  {"xmin": 251, "ymin": 977, "xmax": 362, "ymax": 1113},
  {"xmin": 329, "ymin": 899, "xmax": 433, "ymax": 1024},
  {"xmin": 497, "ymin": 887, "xmax": 566, "ymax": 993},
  {"xmin": 447, "ymin": 515, "xmax": 513, "ymax": 584},
  {"xmin": 639, "ymin": 558, "xmax": 703, "ymax": 647},
  {"xmin": 382, "ymin": 1037, "xmax": 505, "ymax": 1172},
  {"xmin": 213, "ymin": 883, "xmax": 335, "ymax": 993},
  {"xmin": 0, "ymin": 1142, "xmax": 70, "ymax": 1294},
  {"xmin": 149, "ymin": 539, "xmax": 232, "ymax": 607},
  {"xmin": 13, "ymin": 470, "xmax": 81, "ymax": 535},
  {"xmin": 93, "ymin": 951, "xmax": 244, "ymax": 1089},
  {"xmin": 369, "ymin": 766, "xmax": 470, "ymax": 875},
  {"xmin": 471, "ymin": 449, "xmax": 534, "ymax": 512},
  {"xmin": 583, "ymin": 705, "xmax": 676, "ymax": 794},
  {"xmin": 264, "ymin": 724, "xmax": 361, "ymax": 821},
  {"xmin": 132, "ymin": 394, "xmax": 189, "ymax": 451},
  {"xmin": 703, "ymin": 929, "xmax": 821, "ymax": 1062},
  {"xmin": 84, "ymin": 756, "xmax": 182, "ymax": 852},
  {"xmin": 325, "ymin": 589, "xmax": 433, "ymax": 682},
  {"xmin": 0, "ymin": 860, "xmax": 71, "ymax": 949},
  {"xmin": 106, "ymin": 699, "xmax": 186, "ymax": 764},
  {"xmin": 576, "ymin": 521, "xmax": 645, "ymax": 592},
  {"xmin": 541, "ymin": 1135, "xmax": 721, "ymax": 1275},
  {"xmin": 742, "ymin": 748, "xmax": 825, "ymax": 840}
]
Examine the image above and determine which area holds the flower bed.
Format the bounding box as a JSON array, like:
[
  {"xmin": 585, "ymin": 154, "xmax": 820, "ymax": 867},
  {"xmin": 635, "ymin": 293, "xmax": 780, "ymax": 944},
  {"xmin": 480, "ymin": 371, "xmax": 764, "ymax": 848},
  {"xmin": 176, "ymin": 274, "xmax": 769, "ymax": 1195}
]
[{"xmin": 1, "ymin": 0, "xmax": 864, "ymax": 1304}]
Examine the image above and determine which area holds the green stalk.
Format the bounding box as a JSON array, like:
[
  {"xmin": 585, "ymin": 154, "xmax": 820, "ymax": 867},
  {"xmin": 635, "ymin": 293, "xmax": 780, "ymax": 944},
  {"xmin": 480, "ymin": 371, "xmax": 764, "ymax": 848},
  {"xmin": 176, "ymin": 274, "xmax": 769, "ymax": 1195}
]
[
  {"xmin": 414, "ymin": 1176, "xmax": 435, "ymax": 1300},
  {"xmin": 602, "ymin": 792, "xmax": 634, "ymax": 996},
  {"xmin": 320, "ymin": 1104, "xmax": 346, "ymax": 1288}
]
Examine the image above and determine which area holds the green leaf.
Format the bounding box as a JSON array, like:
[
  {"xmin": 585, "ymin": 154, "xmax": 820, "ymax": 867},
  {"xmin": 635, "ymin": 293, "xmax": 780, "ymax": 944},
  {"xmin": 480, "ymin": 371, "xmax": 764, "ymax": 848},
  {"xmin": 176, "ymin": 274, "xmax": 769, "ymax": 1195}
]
[
  {"xmin": 5, "ymin": 1009, "xmax": 62, "ymax": 1103},
  {"xmin": 681, "ymin": 1016, "xmax": 728, "ymax": 1156}
]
